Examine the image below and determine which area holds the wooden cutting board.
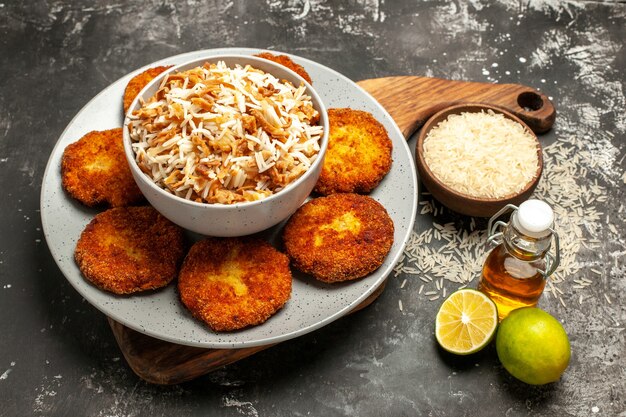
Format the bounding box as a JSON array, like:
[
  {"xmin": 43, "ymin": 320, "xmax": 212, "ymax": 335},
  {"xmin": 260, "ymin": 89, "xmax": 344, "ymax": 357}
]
[{"xmin": 109, "ymin": 76, "xmax": 556, "ymax": 385}]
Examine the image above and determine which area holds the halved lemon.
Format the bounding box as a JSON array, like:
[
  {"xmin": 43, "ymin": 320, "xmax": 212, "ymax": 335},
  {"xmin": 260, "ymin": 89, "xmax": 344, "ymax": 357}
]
[{"xmin": 435, "ymin": 289, "xmax": 498, "ymax": 355}]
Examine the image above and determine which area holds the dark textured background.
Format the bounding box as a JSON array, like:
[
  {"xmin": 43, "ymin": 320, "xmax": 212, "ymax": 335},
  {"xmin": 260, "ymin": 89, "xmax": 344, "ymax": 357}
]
[{"xmin": 1, "ymin": 1, "xmax": 624, "ymax": 416}]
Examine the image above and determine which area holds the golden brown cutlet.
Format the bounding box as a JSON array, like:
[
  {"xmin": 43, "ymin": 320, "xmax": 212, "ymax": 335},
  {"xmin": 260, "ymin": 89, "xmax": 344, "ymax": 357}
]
[
  {"xmin": 123, "ymin": 66, "xmax": 172, "ymax": 114},
  {"xmin": 315, "ymin": 108, "xmax": 393, "ymax": 195},
  {"xmin": 61, "ymin": 128, "xmax": 144, "ymax": 208},
  {"xmin": 178, "ymin": 237, "xmax": 292, "ymax": 332},
  {"xmin": 255, "ymin": 52, "xmax": 313, "ymax": 84},
  {"xmin": 74, "ymin": 206, "xmax": 186, "ymax": 295},
  {"xmin": 282, "ymin": 193, "xmax": 394, "ymax": 283}
]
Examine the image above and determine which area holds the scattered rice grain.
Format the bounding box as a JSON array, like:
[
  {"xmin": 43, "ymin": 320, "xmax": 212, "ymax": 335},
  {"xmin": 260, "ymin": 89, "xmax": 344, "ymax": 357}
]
[{"xmin": 399, "ymin": 131, "xmax": 611, "ymax": 304}]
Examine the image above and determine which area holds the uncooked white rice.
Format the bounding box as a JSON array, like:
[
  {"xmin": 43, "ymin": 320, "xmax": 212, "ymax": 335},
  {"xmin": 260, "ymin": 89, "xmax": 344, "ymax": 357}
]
[
  {"xmin": 394, "ymin": 130, "xmax": 618, "ymax": 306},
  {"xmin": 423, "ymin": 110, "xmax": 539, "ymax": 199}
]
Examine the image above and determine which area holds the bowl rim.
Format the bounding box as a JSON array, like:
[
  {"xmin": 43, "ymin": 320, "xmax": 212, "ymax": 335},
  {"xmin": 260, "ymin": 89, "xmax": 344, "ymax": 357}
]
[
  {"xmin": 122, "ymin": 54, "xmax": 330, "ymax": 210},
  {"xmin": 415, "ymin": 102, "xmax": 543, "ymax": 204}
]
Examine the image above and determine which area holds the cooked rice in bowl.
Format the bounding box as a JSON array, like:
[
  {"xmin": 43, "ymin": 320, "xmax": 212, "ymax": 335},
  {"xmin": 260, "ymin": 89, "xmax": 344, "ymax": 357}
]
[{"xmin": 126, "ymin": 61, "xmax": 324, "ymax": 205}]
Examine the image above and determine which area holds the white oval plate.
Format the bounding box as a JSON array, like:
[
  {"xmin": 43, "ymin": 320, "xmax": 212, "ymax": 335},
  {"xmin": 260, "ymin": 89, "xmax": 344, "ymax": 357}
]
[{"xmin": 40, "ymin": 48, "xmax": 418, "ymax": 349}]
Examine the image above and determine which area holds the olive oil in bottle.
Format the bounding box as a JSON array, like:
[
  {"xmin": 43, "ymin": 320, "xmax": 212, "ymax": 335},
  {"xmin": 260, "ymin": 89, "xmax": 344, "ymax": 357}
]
[{"xmin": 477, "ymin": 200, "xmax": 560, "ymax": 321}]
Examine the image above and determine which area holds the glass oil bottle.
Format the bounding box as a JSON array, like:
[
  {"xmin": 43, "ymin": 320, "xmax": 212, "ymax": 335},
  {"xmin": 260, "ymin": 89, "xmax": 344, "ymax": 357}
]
[{"xmin": 477, "ymin": 200, "xmax": 560, "ymax": 321}]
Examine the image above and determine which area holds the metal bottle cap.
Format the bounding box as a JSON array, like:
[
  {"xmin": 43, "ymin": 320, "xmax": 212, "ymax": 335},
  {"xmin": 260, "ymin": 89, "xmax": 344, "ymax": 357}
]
[{"xmin": 512, "ymin": 199, "xmax": 554, "ymax": 238}]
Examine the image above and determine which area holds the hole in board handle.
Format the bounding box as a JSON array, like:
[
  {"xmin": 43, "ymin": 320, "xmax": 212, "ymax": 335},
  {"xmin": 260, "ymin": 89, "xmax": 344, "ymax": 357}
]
[{"xmin": 517, "ymin": 92, "xmax": 543, "ymax": 111}]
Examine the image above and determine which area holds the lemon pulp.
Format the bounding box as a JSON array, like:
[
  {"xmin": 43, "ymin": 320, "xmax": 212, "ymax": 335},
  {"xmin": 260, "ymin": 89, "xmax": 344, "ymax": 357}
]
[{"xmin": 435, "ymin": 289, "xmax": 499, "ymax": 355}]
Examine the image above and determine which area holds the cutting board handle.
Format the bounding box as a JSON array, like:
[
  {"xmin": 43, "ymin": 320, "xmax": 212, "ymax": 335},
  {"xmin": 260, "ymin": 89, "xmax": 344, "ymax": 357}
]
[{"xmin": 356, "ymin": 76, "xmax": 556, "ymax": 138}]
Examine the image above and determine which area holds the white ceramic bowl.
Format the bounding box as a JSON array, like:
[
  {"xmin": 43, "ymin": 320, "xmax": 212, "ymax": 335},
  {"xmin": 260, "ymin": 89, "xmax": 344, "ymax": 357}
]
[{"xmin": 123, "ymin": 55, "xmax": 329, "ymax": 237}]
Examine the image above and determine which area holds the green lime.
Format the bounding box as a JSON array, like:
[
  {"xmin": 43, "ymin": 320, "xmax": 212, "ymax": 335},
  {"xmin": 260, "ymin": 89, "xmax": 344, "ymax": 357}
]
[
  {"xmin": 496, "ymin": 307, "xmax": 571, "ymax": 385},
  {"xmin": 435, "ymin": 289, "xmax": 499, "ymax": 355}
]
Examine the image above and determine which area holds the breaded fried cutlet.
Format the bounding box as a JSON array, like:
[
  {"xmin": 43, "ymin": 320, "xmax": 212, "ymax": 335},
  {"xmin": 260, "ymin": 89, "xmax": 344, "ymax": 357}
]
[
  {"xmin": 61, "ymin": 128, "xmax": 144, "ymax": 207},
  {"xmin": 178, "ymin": 237, "xmax": 292, "ymax": 332},
  {"xmin": 123, "ymin": 66, "xmax": 171, "ymax": 114},
  {"xmin": 283, "ymin": 193, "xmax": 394, "ymax": 283},
  {"xmin": 314, "ymin": 108, "xmax": 393, "ymax": 195},
  {"xmin": 74, "ymin": 206, "xmax": 186, "ymax": 295},
  {"xmin": 255, "ymin": 52, "xmax": 313, "ymax": 84}
]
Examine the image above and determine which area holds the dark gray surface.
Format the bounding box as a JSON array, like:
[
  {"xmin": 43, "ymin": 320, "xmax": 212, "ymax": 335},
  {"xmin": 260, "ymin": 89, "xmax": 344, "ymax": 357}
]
[{"xmin": 1, "ymin": 1, "xmax": 624, "ymax": 416}]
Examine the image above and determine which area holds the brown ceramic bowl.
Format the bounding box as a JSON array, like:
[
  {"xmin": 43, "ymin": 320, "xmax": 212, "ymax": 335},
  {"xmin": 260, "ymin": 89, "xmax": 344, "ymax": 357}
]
[{"xmin": 415, "ymin": 103, "xmax": 543, "ymax": 218}]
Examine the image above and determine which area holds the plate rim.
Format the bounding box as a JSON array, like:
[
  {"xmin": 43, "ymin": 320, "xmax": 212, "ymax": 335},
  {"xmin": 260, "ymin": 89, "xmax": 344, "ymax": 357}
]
[{"xmin": 40, "ymin": 47, "xmax": 418, "ymax": 348}]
